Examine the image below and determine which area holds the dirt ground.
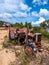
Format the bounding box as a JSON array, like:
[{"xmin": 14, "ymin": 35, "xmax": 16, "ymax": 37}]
[
  {"xmin": 0, "ymin": 29, "xmax": 49, "ymax": 65},
  {"xmin": 0, "ymin": 29, "xmax": 16, "ymax": 65},
  {"xmin": 0, "ymin": 29, "xmax": 9, "ymax": 44}
]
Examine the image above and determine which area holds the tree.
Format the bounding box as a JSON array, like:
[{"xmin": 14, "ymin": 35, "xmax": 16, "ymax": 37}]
[
  {"xmin": 25, "ymin": 22, "xmax": 32, "ymax": 29},
  {"xmin": 40, "ymin": 22, "xmax": 46, "ymax": 28},
  {"xmin": 20, "ymin": 22, "xmax": 24, "ymax": 28},
  {"xmin": 0, "ymin": 21, "xmax": 4, "ymax": 26},
  {"xmin": 25, "ymin": 22, "xmax": 28, "ymax": 27},
  {"xmin": 40, "ymin": 20, "xmax": 49, "ymax": 28}
]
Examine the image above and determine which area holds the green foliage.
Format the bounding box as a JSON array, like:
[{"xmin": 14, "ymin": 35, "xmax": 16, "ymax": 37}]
[
  {"xmin": 0, "ymin": 21, "xmax": 4, "ymax": 27},
  {"xmin": 22, "ymin": 53, "xmax": 29, "ymax": 65},
  {"xmin": 13, "ymin": 22, "xmax": 33, "ymax": 28},
  {"xmin": 2, "ymin": 42, "xmax": 8, "ymax": 48},
  {"xmin": 41, "ymin": 30, "xmax": 49, "ymax": 39},
  {"xmin": 33, "ymin": 27, "xmax": 41, "ymax": 33},
  {"xmin": 40, "ymin": 20, "xmax": 49, "ymax": 28},
  {"xmin": 25, "ymin": 22, "xmax": 32, "ymax": 29},
  {"xmin": 15, "ymin": 51, "xmax": 21, "ymax": 57},
  {"xmin": 33, "ymin": 27, "xmax": 49, "ymax": 39},
  {"xmin": 40, "ymin": 22, "xmax": 46, "ymax": 28},
  {"xmin": 10, "ymin": 24, "xmax": 13, "ymax": 27},
  {"xmin": 8, "ymin": 39, "xmax": 18, "ymax": 45},
  {"xmin": 0, "ymin": 21, "xmax": 11, "ymax": 27},
  {"xmin": 13, "ymin": 22, "xmax": 24, "ymax": 28}
]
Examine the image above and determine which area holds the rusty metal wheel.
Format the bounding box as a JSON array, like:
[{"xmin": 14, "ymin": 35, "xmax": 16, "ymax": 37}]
[{"xmin": 24, "ymin": 46, "xmax": 33, "ymax": 55}]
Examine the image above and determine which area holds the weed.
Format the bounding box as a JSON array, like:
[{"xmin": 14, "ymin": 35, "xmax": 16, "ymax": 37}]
[
  {"xmin": 8, "ymin": 39, "xmax": 18, "ymax": 45},
  {"xmin": 2, "ymin": 42, "xmax": 8, "ymax": 48},
  {"xmin": 4, "ymin": 35, "xmax": 7, "ymax": 38},
  {"xmin": 45, "ymin": 46, "xmax": 49, "ymax": 51},
  {"xmin": 15, "ymin": 51, "xmax": 21, "ymax": 57},
  {"xmin": 22, "ymin": 53, "xmax": 29, "ymax": 65}
]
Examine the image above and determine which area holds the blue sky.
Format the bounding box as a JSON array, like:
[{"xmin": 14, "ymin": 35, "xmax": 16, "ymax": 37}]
[{"xmin": 0, "ymin": 0, "xmax": 49, "ymax": 26}]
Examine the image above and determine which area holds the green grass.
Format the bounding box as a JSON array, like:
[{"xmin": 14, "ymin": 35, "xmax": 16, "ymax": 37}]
[{"xmin": 22, "ymin": 53, "xmax": 29, "ymax": 65}]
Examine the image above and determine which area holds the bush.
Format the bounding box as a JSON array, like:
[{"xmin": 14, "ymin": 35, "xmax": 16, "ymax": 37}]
[
  {"xmin": 8, "ymin": 39, "xmax": 18, "ymax": 45},
  {"xmin": 22, "ymin": 53, "xmax": 29, "ymax": 65},
  {"xmin": 2, "ymin": 42, "xmax": 8, "ymax": 48},
  {"xmin": 33, "ymin": 27, "xmax": 49, "ymax": 39}
]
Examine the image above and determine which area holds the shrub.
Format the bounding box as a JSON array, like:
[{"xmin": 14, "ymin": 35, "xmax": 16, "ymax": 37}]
[
  {"xmin": 2, "ymin": 42, "xmax": 8, "ymax": 48},
  {"xmin": 33, "ymin": 27, "xmax": 49, "ymax": 39},
  {"xmin": 8, "ymin": 39, "xmax": 18, "ymax": 45},
  {"xmin": 22, "ymin": 53, "xmax": 29, "ymax": 65}
]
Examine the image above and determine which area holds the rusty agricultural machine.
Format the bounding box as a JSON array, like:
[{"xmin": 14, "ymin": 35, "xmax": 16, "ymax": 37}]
[{"xmin": 9, "ymin": 27, "xmax": 42, "ymax": 55}]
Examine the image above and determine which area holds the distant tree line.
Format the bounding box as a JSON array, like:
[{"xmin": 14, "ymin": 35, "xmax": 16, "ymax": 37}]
[
  {"xmin": 0, "ymin": 20, "xmax": 49, "ymax": 29},
  {"xmin": 13, "ymin": 22, "xmax": 33, "ymax": 29}
]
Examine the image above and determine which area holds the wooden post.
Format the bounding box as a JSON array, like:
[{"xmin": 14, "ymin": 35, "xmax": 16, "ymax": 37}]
[{"xmin": 26, "ymin": 26, "xmax": 29, "ymax": 43}]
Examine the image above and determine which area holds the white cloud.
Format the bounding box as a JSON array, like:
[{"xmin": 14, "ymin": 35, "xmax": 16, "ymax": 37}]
[
  {"xmin": 43, "ymin": 0, "xmax": 48, "ymax": 5},
  {"xmin": 32, "ymin": 0, "xmax": 48, "ymax": 6},
  {"xmin": 32, "ymin": 17, "xmax": 45, "ymax": 24},
  {"xmin": 32, "ymin": 8, "xmax": 49, "ymax": 18},
  {"xmin": 4, "ymin": 0, "xmax": 31, "ymax": 12},
  {"xmin": 0, "ymin": 0, "xmax": 31, "ymax": 19},
  {"xmin": 0, "ymin": 0, "xmax": 48, "ymax": 24},
  {"xmin": 14, "ymin": 11, "xmax": 28, "ymax": 18},
  {"xmin": 0, "ymin": 0, "xmax": 31, "ymax": 13},
  {"xmin": 31, "ymin": 8, "xmax": 49, "ymax": 25},
  {"xmin": 5, "ymin": 0, "xmax": 23, "ymax": 4},
  {"xmin": 4, "ymin": 0, "xmax": 20, "ymax": 12},
  {"xmin": 0, "ymin": 13, "xmax": 12, "ymax": 18},
  {"xmin": 3, "ymin": 13, "xmax": 12, "ymax": 18},
  {"xmin": 32, "ymin": 11, "xmax": 39, "ymax": 17},
  {"xmin": 20, "ymin": 2, "xmax": 31, "ymax": 11},
  {"xmin": 39, "ymin": 8, "xmax": 49, "ymax": 17},
  {"xmin": 33, "ymin": 0, "xmax": 41, "ymax": 5}
]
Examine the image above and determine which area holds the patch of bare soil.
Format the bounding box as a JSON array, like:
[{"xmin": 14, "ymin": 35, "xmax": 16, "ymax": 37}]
[
  {"xmin": 0, "ymin": 29, "xmax": 9, "ymax": 44},
  {"xmin": 0, "ymin": 29, "xmax": 16, "ymax": 65},
  {"xmin": 0, "ymin": 48, "xmax": 16, "ymax": 65}
]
